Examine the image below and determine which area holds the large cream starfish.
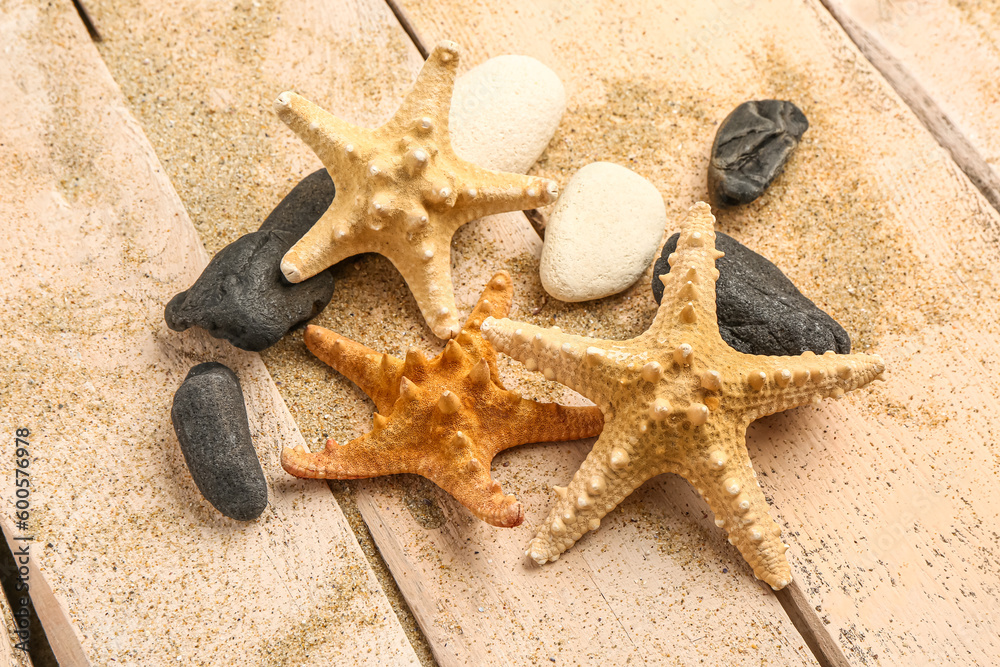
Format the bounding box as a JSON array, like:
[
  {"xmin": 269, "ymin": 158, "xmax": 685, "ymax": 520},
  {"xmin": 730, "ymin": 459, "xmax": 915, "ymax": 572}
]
[
  {"xmin": 282, "ymin": 272, "xmax": 605, "ymax": 527},
  {"xmin": 481, "ymin": 202, "xmax": 885, "ymax": 589},
  {"xmin": 273, "ymin": 41, "xmax": 558, "ymax": 339}
]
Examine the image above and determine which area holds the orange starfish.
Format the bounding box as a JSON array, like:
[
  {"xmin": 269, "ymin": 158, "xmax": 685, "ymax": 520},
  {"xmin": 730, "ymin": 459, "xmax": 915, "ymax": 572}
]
[{"xmin": 281, "ymin": 272, "xmax": 605, "ymax": 527}]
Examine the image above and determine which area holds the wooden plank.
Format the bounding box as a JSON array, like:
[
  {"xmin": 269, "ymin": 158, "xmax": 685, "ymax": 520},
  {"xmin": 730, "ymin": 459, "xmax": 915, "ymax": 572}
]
[
  {"xmin": 85, "ymin": 0, "xmax": 821, "ymax": 665},
  {"xmin": 818, "ymin": 0, "xmax": 1000, "ymax": 213},
  {"xmin": 0, "ymin": 1, "xmax": 418, "ymax": 665},
  {"xmin": 391, "ymin": 0, "xmax": 1000, "ymax": 664}
]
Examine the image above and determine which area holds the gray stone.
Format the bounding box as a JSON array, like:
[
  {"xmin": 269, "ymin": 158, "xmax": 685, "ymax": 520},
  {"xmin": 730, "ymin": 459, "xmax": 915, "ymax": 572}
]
[
  {"xmin": 652, "ymin": 232, "xmax": 850, "ymax": 356},
  {"xmin": 165, "ymin": 169, "xmax": 336, "ymax": 351},
  {"xmin": 708, "ymin": 100, "xmax": 808, "ymax": 207},
  {"xmin": 171, "ymin": 362, "xmax": 267, "ymax": 521}
]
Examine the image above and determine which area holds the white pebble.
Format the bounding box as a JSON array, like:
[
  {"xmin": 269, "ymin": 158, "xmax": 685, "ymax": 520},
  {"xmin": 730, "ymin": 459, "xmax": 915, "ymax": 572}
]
[
  {"xmin": 449, "ymin": 55, "xmax": 565, "ymax": 174},
  {"xmin": 540, "ymin": 162, "xmax": 666, "ymax": 302}
]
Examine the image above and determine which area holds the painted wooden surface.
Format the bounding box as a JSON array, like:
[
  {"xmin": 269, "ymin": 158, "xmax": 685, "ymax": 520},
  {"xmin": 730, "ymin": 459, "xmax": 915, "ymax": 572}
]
[
  {"xmin": 83, "ymin": 0, "xmax": 821, "ymax": 665},
  {"xmin": 0, "ymin": 1, "xmax": 417, "ymax": 665},
  {"xmin": 831, "ymin": 0, "xmax": 1000, "ymax": 196},
  {"xmin": 394, "ymin": 0, "xmax": 1000, "ymax": 664},
  {"xmin": 818, "ymin": 0, "xmax": 1000, "ymax": 212},
  {"xmin": 8, "ymin": 0, "xmax": 1000, "ymax": 664}
]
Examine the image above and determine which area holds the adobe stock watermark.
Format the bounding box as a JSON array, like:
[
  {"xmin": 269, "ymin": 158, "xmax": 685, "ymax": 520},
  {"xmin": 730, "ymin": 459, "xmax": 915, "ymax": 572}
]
[{"xmin": 12, "ymin": 427, "xmax": 33, "ymax": 653}]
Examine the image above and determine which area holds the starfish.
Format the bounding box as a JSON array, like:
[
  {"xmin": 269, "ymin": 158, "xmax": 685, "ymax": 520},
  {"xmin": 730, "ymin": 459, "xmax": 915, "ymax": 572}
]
[
  {"xmin": 273, "ymin": 41, "xmax": 559, "ymax": 339},
  {"xmin": 481, "ymin": 202, "xmax": 885, "ymax": 588},
  {"xmin": 281, "ymin": 272, "xmax": 605, "ymax": 527}
]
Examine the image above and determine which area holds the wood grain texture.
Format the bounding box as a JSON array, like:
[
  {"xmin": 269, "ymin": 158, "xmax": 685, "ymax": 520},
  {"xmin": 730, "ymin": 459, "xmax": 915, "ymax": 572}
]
[
  {"xmin": 819, "ymin": 0, "xmax": 1000, "ymax": 213},
  {"xmin": 395, "ymin": 0, "xmax": 1000, "ymax": 664},
  {"xmin": 0, "ymin": 1, "xmax": 417, "ymax": 664},
  {"xmin": 82, "ymin": 0, "xmax": 819, "ymax": 664}
]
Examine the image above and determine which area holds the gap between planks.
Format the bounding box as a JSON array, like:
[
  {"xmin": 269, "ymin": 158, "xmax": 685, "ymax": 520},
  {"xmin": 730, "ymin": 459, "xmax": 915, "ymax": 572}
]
[
  {"xmin": 775, "ymin": 582, "xmax": 850, "ymax": 667},
  {"xmin": 384, "ymin": 0, "xmax": 428, "ymax": 60},
  {"xmin": 70, "ymin": 0, "xmax": 101, "ymax": 41},
  {"xmin": 817, "ymin": 0, "xmax": 1000, "ymax": 220}
]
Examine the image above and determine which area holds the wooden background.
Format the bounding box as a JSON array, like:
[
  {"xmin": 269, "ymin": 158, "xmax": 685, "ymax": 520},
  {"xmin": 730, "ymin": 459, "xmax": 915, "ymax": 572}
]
[{"xmin": 1, "ymin": 0, "xmax": 998, "ymax": 665}]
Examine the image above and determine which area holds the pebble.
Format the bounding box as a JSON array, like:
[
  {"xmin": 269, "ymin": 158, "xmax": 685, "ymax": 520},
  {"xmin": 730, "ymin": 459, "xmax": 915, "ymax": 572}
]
[
  {"xmin": 541, "ymin": 162, "xmax": 666, "ymax": 302},
  {"xmin": 450, "ymin": 54, "xmax": 565, "ymax": 174},
  {"xmin": 171, "ymin": 362, "xmax": 267, "ymax": 521},
  {"xmin": 165, "ymin": 169, "xmax": 336, "ymax": 351},
  {"xmin": 652, "ymin": 231, "xmax": 850, "ymax": 355},
  {"xmin": 708, "ymin": 100, "xmax": 808, "ymax": 207}
]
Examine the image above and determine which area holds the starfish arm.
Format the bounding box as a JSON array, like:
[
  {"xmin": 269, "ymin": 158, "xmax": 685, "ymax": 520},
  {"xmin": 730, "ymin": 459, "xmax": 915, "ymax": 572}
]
[
  {"xmin": 446, "ymin": 169, "xmax": 559, "ymax": 225},
  {"xmin": 526, "ymin": 416, "xmax": 664, "ymax": 563},
  {"xmin": 381, "ymin": 41, "xmax": 460, "ymax": 138},
  {"xmin": 497, "ymin": 398, "xmax": 605, "ymax": 450},
  {"xmin": 672, "ymin": 421, "xmax": 792, "ymax": 590},
  {"xmin": 423, "ymin": 451, "xmax": 524, "ymax": 527},
  {"xmin": 281, "ymin": 426, "xmax": 411, "ymax": 480},
  {"xmin": 455, "ymin": 271, "xmax": 514, "ymax": 373},
  {"xmin": 736, "ymin": 350, "xmax": 886, "ymax": 420},
  {"xmin": 481, "ymin": 317, "xmax": 617, "ymax": 409},
  {"xmin": 281, "ymin": 197, "xmax": 361, "ymax": 282},
  {"xmin": 463, "ymin": 271, "xmax": 513, "ymax": 329},
  {"xmin": 273, "ymin": 91, "xmax": 369, "ymax": 172},
  {"xmin": 303, "ymin": 325, "xmax": 403, "ymax": 414},
  {"xmin": 387, "ymin": 237, "xmax": 462, "ymax": 339},
  {"xmin": 646, "ymin": 201, "xmax": 724, "ymax": 342}
]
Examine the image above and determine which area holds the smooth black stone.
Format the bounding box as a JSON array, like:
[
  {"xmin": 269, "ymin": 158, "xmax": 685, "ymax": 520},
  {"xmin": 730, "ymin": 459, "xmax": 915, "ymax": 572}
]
[
  {"xmin": 652, "ymin": 232, "xmax": 850, "ymax": 356},
  {"xmin": 708, "ymin": 100, "xmax": 808, "ymax": 207},
  {"xmin": 171, "ymin": 362, "xmax": 267, "ymax": 521},
  {"xmin": 165, "ymin": 169, "xmax": 336, "ymax": 351}
]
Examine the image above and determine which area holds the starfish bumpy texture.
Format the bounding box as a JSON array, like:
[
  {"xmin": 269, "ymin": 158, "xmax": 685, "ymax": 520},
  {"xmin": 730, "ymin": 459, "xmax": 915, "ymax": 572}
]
[
  {"xmin": 281, "ymin": 272, "xmax": 605, "ymax": 527},
  {"xmin": 482, "ymin": 203, "xmax": 885, "ymax": 588},
  {"xmin": 273, "ymin": 41, "xmax": 558, "ymax": 339}
]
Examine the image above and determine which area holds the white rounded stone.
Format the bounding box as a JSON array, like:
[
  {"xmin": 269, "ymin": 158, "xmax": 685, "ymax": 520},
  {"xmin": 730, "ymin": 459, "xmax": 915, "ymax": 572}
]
[
  {"xmin": 449, "ymin": 55, "xmax": 566, "ymax": 174},
  {"xmin": 540, "ymin": 162, "xmax": 666, "ymax": 302}
]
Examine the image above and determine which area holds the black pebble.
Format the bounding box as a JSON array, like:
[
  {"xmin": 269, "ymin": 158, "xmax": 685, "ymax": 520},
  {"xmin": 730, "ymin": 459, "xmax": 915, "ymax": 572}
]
[
  {"xmin": 171, "ymin": 362, "xmax": 267, "ymax": 521},
  {"xmin": 708, "ymin": 100, "xmax": 808, "ymax": 207},
  {"xmin": 165, "ymin": 169, "xmax": 337, "ymax": 351},
  {"xmin": 652, "ymin": 232, "xmax": 850, "ymax": 356}
]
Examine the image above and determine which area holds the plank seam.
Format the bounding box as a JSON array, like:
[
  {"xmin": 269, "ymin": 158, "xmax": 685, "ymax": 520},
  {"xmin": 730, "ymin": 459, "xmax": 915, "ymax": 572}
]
[
  {"xmin": 774, "ymin": 581, "xmax": 851, "ymax": 667},
  {"xmin": 383, "ymin": 0, "xmax": 428, "ymax": 59},
  {"xmin": 817, "ymin": 0, "xmax": 1000, "ymax": 219},
  {"xmin": 71, "ymin": 0, "xmax": 102, "ymax": 42},
  {"xmin": 323, "ymin": 480, "xmax": 434, "ymax": 666}
]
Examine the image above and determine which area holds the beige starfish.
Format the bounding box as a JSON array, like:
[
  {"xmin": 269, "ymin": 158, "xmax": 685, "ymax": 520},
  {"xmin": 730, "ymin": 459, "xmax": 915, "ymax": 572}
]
[
  {"xmin": 273, "ymin": 41, "xmax": 558, "ymax": 339},
  {"xmin": 481, "ymin": 202, "xmax": 885, "ymax": 589}
]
